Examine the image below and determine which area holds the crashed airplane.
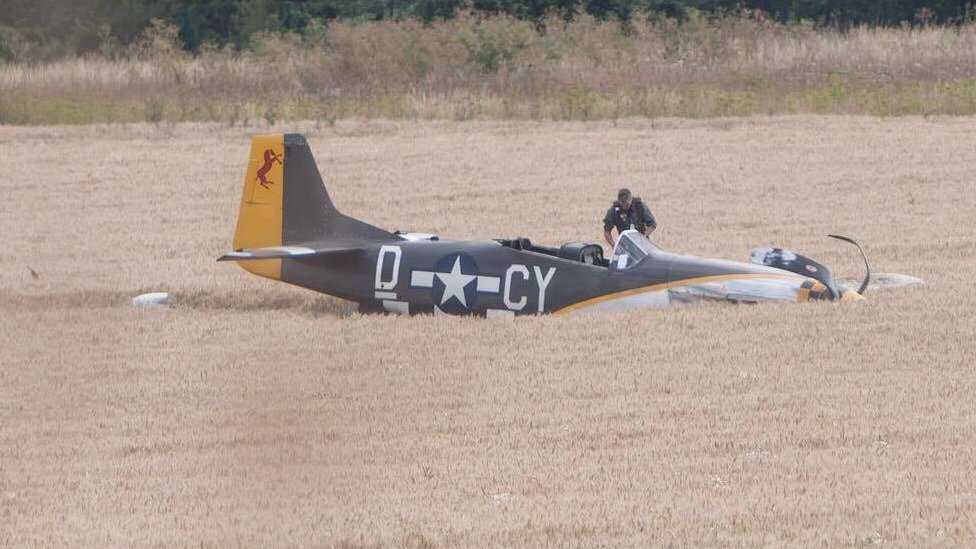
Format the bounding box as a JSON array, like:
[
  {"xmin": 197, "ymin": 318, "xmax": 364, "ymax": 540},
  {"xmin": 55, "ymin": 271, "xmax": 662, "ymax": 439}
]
[{"xmin": 219, "ymin": 134, "xmax": 874, "ymax": 317}]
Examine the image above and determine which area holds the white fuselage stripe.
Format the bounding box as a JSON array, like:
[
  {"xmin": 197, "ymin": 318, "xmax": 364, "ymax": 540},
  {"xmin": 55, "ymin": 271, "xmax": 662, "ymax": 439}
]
[
  {"xmin": 411, "ymin": 270, "xmax": 435, "ymax": 288},
  {"xmin": 477, "ymin": 276, "xmax": 500, "ymax": 293}
]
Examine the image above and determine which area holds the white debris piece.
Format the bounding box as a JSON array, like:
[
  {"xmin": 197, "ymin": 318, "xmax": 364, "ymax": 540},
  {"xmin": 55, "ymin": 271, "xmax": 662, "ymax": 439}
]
[
  {"xmin": 868, "ymin": 273, "xmax": 925, "ymax": 291},
  {"xmin": 132, "ymin": 292, "xmax": 170, "ymax": 308},
  {"xmin": 836, "ymin": 273, "xmax": 924, "ymax": 294}
]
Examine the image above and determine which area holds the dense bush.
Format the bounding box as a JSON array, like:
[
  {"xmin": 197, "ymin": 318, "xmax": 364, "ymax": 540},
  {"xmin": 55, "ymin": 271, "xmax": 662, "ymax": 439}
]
[
  {"xmin": 4, "ymin": 12, "xmax": 976, "ymax": 124},
  {"xmin": 2, "ymin": 0, "xmax": 974, "ymax": 61}
]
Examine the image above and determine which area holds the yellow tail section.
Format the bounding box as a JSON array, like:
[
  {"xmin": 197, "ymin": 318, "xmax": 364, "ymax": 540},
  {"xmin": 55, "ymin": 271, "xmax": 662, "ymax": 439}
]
[{"xmin": 232, "ymin": 134, "xmax": 285, "ymax": 280}]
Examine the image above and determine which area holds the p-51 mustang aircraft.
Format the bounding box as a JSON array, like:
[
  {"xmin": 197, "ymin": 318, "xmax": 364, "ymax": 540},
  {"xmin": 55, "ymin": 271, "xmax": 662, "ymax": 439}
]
[{"xmin": 218, "ymin": 134, "xmax": 871, "ymax": 317}]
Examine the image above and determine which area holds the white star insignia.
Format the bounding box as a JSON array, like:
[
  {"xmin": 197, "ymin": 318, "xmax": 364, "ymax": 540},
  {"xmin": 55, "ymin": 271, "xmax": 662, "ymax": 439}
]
[{"xmin": 436, "ymin": 256, "xmax": 477, "ymax": 307}]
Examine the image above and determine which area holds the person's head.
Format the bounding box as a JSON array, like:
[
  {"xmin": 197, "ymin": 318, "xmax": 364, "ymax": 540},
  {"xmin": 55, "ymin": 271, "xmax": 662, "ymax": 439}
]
[{"xmin": 617, "ymin": 188, "xmax": 633, "ymax": 210}]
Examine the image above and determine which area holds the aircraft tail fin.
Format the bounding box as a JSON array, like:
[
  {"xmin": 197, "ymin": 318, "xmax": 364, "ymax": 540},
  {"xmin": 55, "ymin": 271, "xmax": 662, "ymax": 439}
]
[{"xmin": 227, "ymin": 133, "xmax": 392, "ymax": 280}]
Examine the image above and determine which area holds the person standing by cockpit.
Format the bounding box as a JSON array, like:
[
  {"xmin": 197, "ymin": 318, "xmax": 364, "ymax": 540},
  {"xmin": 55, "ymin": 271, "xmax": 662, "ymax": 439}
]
[{"xmin": 603, "ymin": 188, "xmax": 657, "ymax": 248}]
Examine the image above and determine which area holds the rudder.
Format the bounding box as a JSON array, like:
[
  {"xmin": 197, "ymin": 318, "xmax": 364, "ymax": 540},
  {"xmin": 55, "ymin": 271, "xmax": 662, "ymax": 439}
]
[{"xmin": 233, "ymin": 134, "xmax": 286, "ymax": 280}]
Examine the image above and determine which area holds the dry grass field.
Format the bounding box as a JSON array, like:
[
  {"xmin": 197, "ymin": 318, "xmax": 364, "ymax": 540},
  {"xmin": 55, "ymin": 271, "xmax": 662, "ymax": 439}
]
[{"xmin": 1, "ymin": 116, "xmax": 975, "ymax": 547}]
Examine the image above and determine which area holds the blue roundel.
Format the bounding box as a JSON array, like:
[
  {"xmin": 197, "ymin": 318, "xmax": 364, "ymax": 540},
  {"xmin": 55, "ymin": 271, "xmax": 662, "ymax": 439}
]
[{"xmin": 432, "ymin": 253, "xmax": 480, "ymax": 315}]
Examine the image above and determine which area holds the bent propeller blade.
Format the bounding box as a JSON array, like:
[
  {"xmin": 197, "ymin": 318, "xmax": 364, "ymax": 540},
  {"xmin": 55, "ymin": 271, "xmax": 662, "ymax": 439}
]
[{"xmin": 827, "ymin": 234, "xmax": 871, "ymax": 296}]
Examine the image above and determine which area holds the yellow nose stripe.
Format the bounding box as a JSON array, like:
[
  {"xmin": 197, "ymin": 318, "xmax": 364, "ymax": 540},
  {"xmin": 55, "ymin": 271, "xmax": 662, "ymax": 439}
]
[{"xmin": 840, "ymin": 290, "xmax": 865, "ymax": 302}]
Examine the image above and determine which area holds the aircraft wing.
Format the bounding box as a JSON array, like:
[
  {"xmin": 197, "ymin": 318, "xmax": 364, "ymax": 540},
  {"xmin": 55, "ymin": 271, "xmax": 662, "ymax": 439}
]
[{"xmin": 217, "ymin": 242, "xmax": 364, "ymax": 261}]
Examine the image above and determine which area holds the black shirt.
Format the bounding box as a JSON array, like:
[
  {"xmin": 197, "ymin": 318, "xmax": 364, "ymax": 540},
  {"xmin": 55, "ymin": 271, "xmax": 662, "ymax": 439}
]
[{"xmin": 603, "ymin": 198, "xmax": 657, "ymax": 235}]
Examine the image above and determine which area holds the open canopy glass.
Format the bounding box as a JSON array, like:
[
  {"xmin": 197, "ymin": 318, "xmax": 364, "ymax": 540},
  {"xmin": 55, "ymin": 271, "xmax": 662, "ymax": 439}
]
[{"xmin": 610, "ymin": 229, "xmax": 660, "ymax": 270}]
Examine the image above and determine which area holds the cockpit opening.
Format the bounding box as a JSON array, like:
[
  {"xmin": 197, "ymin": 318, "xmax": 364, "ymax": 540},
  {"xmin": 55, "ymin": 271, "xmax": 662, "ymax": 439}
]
[{"xmin": 498, "ymin": 237, "xmax": 609, "ymax": 267}]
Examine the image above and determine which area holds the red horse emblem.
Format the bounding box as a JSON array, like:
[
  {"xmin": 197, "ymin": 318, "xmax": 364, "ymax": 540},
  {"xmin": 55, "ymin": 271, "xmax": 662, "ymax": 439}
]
[{"xmin": 255, "ymin": 149, "xmax": 282, "ymax": 189}]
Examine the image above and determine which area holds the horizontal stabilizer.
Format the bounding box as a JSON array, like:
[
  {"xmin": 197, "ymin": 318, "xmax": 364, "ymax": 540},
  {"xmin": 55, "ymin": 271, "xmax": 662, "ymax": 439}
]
[{"xmin": 217, "ymin": 243, "xmax": 363, "ymax": 262}]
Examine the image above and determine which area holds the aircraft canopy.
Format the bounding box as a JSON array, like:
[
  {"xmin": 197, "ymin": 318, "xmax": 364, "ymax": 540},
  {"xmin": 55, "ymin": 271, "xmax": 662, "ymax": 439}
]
[{"xmin": 610, "ymin": 229, "xmax": 660, "ymax": 269}]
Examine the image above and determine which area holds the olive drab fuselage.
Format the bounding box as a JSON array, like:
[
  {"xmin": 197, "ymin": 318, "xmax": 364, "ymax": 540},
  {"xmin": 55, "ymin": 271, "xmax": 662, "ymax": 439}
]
[{"xmin": 219, "ymin": 134, "xmax": 870, "ymax": 316}]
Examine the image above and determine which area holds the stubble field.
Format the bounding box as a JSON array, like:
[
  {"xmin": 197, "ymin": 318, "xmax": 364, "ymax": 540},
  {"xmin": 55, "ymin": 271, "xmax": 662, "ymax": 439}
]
[{"xmin": 1, "ymin": 116, "xmax": 975, "ymax": 547}]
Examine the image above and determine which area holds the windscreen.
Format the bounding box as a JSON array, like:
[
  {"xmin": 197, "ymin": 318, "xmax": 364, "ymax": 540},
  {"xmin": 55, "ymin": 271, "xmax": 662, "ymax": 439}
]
[{"xmin": 610, "ymin": 229, "xmax": 658, "ymax": 269}]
